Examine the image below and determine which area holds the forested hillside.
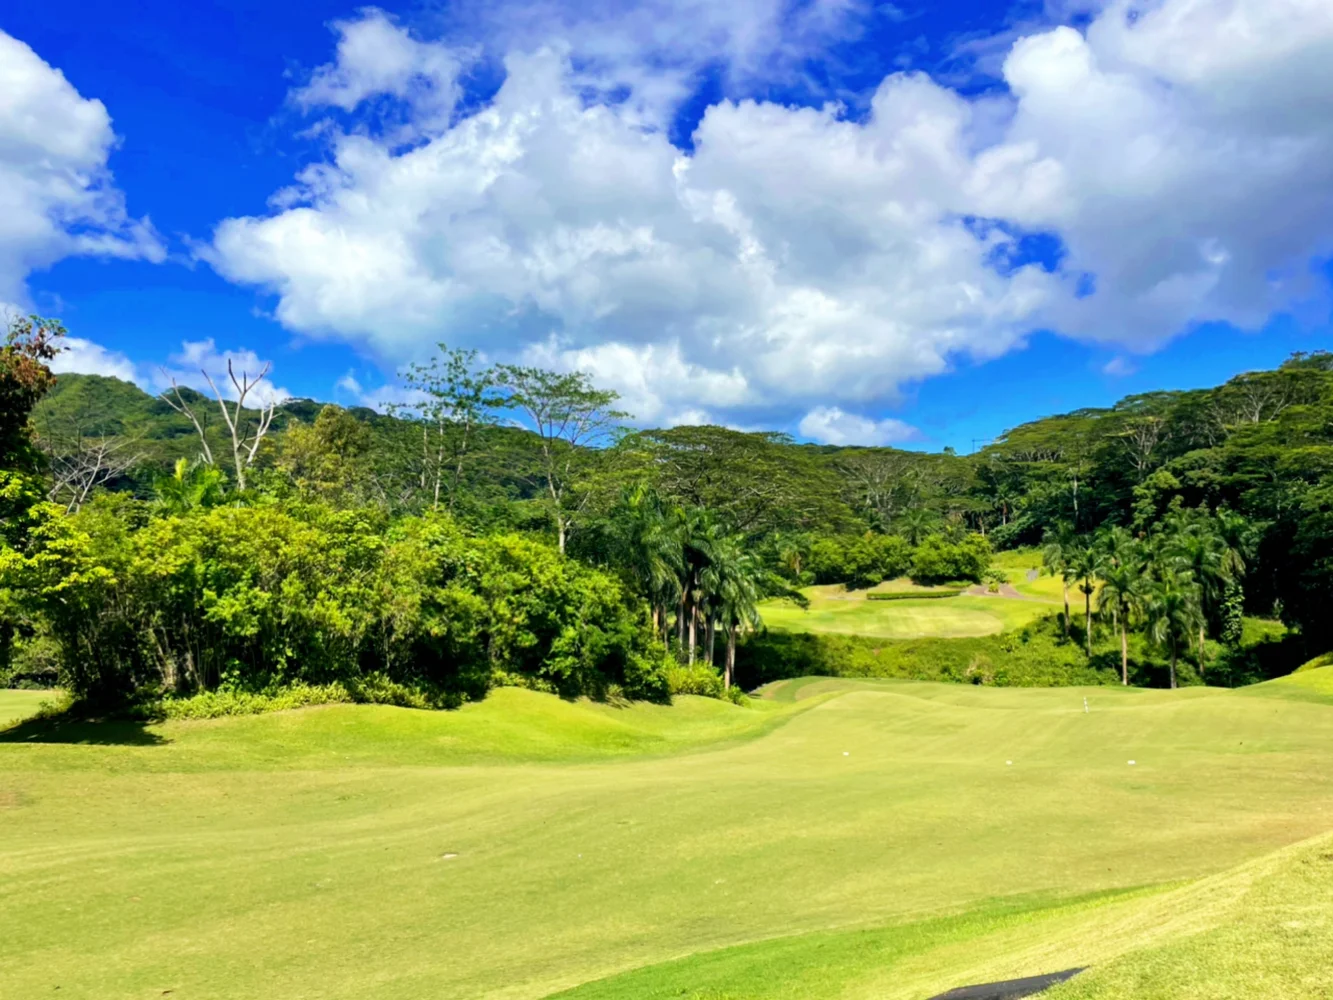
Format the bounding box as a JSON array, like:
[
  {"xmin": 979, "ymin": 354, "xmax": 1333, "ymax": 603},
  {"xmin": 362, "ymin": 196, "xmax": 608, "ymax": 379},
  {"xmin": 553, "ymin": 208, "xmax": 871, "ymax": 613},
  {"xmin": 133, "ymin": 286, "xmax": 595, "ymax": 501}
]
[{"xmin": 5, "ymin": 315, "xmax": 1333, "ymax": 709}]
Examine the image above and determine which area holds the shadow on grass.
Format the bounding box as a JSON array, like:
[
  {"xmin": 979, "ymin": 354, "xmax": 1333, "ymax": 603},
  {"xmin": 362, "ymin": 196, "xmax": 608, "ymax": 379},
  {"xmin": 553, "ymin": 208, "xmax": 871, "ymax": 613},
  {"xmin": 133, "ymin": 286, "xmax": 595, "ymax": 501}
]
[{"xmin": 0, "ymin": 713, "xmax": 168, "ymax": 746}]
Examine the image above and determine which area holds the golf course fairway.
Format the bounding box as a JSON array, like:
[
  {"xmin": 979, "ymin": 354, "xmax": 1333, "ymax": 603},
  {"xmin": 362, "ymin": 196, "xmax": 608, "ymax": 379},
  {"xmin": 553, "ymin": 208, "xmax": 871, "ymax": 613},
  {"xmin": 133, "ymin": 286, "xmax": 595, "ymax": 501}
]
[{"xmin": 3, "ymin": 674, "xmax": 1333, "ymax": 999}]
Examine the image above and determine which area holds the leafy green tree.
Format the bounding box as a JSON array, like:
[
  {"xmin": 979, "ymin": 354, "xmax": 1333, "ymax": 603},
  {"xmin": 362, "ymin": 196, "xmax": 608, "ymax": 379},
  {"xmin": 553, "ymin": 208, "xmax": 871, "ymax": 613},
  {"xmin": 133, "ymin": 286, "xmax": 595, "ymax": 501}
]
[
  {"xmin": 275, "ymin": 405, "xmax": 374, "ymax": 505},
  {"xmin": 909, "ymin": 534, "xmax": 990, "ymax": 585},
  {"xmin": 495, "ymin": 365, "xmax": 626, "ymax": 554},
  {"xmin": 1, "ymin": 315, "xmax": 64, "ymax": 472},
  {"xmin": 1144, "ymin": 569, "xmax": 1204, "ymax": 689},
  {"xmin": 395, "ymin": 345, "xmax": 502, "ymax": 512}
]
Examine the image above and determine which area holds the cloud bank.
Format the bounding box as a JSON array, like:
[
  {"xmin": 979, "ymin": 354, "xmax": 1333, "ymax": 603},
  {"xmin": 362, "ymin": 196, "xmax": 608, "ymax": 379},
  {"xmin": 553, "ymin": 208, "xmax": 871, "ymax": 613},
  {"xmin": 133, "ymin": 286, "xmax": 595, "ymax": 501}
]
[{"xmin": 191, "ymin": 0, "xmax": 1333, "ymax": 440}]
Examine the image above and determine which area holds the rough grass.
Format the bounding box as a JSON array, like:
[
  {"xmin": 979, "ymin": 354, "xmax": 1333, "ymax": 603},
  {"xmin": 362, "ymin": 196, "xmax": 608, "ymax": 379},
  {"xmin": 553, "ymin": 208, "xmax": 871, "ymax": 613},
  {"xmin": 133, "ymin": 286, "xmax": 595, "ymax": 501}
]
[{"xmin": 2, "ymin": 679, "xmax": 1333, "ymax": 999}]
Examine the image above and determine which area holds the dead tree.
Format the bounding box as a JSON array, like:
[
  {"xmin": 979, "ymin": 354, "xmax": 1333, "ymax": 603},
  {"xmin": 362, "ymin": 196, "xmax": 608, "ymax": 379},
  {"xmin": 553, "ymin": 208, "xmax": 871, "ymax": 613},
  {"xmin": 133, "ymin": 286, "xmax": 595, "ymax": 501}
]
[
  {"xmin": 38, "ymin": 414, "xmax": 141, "ymax": 513},
  {"xmin": 162, "ymin": 359, "xmax": 277, "ymax": 491}
]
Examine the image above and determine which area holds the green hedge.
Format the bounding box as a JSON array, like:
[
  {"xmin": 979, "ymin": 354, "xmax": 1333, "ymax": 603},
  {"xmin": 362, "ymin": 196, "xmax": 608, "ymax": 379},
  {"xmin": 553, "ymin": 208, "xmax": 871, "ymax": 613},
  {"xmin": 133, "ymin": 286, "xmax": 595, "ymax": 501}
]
[
  {"xmin": 735, "ymin": 623, "xmax": 1116, "ymax": 690},
  {"xmin": 865, "ymin": 590, "xmax": 963, "ymax": 602},
  {"xmin": 736, "ymin": 613, "xmax": 1304, "ymax": 691}
]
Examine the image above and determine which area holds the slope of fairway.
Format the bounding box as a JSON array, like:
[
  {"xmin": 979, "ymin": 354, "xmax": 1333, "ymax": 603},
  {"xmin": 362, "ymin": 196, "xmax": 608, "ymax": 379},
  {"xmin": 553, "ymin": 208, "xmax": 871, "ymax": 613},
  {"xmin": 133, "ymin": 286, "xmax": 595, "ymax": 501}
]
[
  {"xmin": 759, "ymin": 583, "xmax": 1059, "ymax": 638},
  {"xmin": 3, "ymin": 681, "xmax": 1333, "ymax": 999},
  {"xmin": 553, "ymin": 829, "xmax": 1333, "ymax": 1000},
  {"xmin": 0, "ymin": 686, "xmax": 802, "ymax": 771},
  {"xmin": 1236, "ymin": 664, "xmax": 1333, "ymax": 706}
]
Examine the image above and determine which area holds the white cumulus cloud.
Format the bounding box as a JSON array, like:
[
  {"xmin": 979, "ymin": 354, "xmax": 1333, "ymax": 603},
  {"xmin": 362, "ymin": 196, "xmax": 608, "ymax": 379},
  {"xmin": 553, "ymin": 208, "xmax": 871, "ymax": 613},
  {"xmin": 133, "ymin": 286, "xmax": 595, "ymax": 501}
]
[
  {"xmin": 798, "ymin": 406, "xmax": 919, "ymax": 446},
  {"xmin": 47, "ymin": 337, "xmax": 140, "ymax": 383},
  {"xmin": 206, "ymin": 0, "xmax": 1333, "ymax": 428},
  {"xmin": 0, "ymin": 30, "xmax": 163, "ymax": 307}
]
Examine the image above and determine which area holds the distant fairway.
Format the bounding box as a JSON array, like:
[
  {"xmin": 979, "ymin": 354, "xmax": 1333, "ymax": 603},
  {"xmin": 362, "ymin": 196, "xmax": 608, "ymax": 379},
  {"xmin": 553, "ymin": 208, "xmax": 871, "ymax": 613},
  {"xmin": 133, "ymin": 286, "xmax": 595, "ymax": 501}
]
[
  {"xmin": 759, "ymin": 579, "xmax": 1063, "ymax": 638},
  {"xmin": 3, "ymin": 672, "xmax": 1333, "ymax": 999},
  {"xmin": 0, "ymin": 689, "xmax": 56, "ymax": 728}
]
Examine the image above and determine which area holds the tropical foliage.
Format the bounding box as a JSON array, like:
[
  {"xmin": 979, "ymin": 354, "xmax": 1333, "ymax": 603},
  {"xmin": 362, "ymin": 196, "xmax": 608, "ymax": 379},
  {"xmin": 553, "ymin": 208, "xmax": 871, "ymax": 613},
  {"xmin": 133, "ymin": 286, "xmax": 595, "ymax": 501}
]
[{"xmin": 6, "ymin": 313, "xmax": 1333, "ymax": 705}]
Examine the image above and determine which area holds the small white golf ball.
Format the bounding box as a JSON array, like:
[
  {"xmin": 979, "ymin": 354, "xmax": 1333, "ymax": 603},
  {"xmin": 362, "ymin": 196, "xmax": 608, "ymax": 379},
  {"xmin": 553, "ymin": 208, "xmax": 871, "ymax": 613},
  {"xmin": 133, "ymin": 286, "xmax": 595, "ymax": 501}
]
[
  {"xmin": 1128, "ymin": 760, "xmax": 1136, "ymax": 766},
  {"xmin": 1006, "ymin": 760, "xmax": 1013, "ymax": 765},
  {"xmin": 843, "ymin": 751, "xmax": 849, "ymax": 756}
]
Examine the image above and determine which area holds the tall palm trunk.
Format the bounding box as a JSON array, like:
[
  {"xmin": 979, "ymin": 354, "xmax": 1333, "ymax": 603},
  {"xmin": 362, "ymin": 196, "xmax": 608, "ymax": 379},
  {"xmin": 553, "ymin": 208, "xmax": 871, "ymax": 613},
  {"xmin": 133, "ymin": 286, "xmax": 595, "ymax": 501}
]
[
  {"xmin": 1198, "ymin": 625, "xmax": 1207, "ymax": 677},
  {"xmin": 1062, "ymin": 581, "xmax": 1070, "ymax": 638},
  {"xmin": 1169, "ymin": 643, "xmax": 1178, "ymax": 690},
  {"xmin": 705, "ymin": 617, "xmax": 716, "ymax": 667},
  {"xmin": 677, "ymin": 591, "xmax": 687, "ymax": 651},
  {"xmin": 688, "ymin": 603, "xmax": 698, "ymax": 664},
  {"xmin": 725, "ymin": 625, "xmax": 737, "ymax": 691},
  {"xmin": 1120, "ymin": 625, "xmax": 1128, "ymax": 686},
  {"xmin": 1084, "ymin": 586, "xmax": 1093, "ymax": 657}
]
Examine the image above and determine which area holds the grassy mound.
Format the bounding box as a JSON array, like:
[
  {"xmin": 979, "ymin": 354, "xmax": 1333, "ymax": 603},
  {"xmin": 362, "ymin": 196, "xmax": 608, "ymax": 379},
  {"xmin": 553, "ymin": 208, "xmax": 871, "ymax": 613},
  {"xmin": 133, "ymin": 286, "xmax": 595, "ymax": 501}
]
[{"xmin": 2, "ymin": 680, "xmax": 1333, "ymax": 999}]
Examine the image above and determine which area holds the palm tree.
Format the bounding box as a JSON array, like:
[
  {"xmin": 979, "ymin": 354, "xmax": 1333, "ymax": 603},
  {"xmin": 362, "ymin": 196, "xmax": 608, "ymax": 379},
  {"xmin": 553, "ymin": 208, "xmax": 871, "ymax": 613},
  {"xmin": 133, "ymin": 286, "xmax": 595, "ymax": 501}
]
[
  {"xmin": 680, "ymin": 508, "xmax": 723, "ymax": 664},
  {"xmin": 705, "ymin": 536, "xmax": 763, "ymax": 690},
  {"xmin": 605, "ymin": 485, "xmax": 683, "ymax": 646},
  {"xmin": 153, "ymin": 458, "xmax": 225, "ymax": 514},
  {"xmin": 1164, "ymin": 513, "xmax": 1231, "ymax": 677},
  {"xmin": 1068, "ymin": 540, "xmax": 1105, "ymax": 656},
  {"xmin": 1042, "ymin": 523, "xmax": 1077, "ymax": 639},
  {"xmin": 1098, "ymin": 534, "xmax": 1147, "ymax": 685},
  {"xmin": 1144, "ymin": 569, "xmax": 1204, "ymax": 689},
  {"xmin": 897, "ymin": 507, "xmax": 938, "ymax": 546}
]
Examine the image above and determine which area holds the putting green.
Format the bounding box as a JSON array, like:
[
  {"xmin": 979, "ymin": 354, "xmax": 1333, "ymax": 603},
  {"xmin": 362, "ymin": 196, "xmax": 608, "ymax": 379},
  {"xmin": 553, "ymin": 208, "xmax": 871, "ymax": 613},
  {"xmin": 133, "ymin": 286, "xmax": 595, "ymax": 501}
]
[
  {"xmin": 759, "ymin": 581, "xmax": 1061, "ymax": 638},
  {"xmin": 2, "ymin": 675, "xmax": 1333, "ymax": 999}
]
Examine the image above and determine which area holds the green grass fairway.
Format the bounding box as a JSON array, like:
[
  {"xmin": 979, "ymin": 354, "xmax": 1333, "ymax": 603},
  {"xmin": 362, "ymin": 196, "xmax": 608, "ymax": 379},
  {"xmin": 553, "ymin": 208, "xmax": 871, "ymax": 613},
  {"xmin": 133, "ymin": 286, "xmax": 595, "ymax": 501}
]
[
  {"xmin": 759, "ymin": 581, "xmax": 1061, "ymax": 638},
  {"xmin": 3, "ymin": 675, "xmax": 1333, "ymax": 999},
  {"xmin": 0, "ymin": 689, "xmax": 58, "ymax": 728}
]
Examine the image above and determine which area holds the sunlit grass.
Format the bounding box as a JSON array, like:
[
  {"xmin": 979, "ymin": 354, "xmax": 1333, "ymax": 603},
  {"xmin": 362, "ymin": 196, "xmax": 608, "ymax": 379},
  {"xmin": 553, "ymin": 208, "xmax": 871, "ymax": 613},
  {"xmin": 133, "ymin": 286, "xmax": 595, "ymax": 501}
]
[{"xmin": 2, "ymin": 676, "xmax": 1333, "ymax": 998}]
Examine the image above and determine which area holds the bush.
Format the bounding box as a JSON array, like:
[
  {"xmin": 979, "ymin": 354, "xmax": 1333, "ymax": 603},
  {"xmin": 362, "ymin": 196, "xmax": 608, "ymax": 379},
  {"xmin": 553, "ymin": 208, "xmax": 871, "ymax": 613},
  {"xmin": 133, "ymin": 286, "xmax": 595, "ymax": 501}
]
[
  {"xmin": 865, "ymin": 590, "xmax": 963, "ymax": 601},
  {"xmin": 735, "ymin": 616, "xmax": 1122, "ymax": 691},
  {"xmin": 910, "ymin": 534, "xmax": 990, "ymax": 585},
  {"xmin": 808, "ymin": 533, "xmax": 912, "ymax": 589},
  {"xmin": 666, "ymin": 662, "xmax": 725, "ymax": 698},
  {"xmin": 158, "ymin": 675, "xmax": 460, "ymax": 720},
  {"xmin": 9, "ymin": 498, "xmax": 670, "ymax": 708}
]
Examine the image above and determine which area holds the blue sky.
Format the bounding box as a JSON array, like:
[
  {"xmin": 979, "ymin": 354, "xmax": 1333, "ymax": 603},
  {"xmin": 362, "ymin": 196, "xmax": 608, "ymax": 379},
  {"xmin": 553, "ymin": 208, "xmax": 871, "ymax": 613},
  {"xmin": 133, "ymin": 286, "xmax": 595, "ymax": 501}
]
[{"xmin": 3, "ymin": 0, "xmax": 1332, "ymax": 451}]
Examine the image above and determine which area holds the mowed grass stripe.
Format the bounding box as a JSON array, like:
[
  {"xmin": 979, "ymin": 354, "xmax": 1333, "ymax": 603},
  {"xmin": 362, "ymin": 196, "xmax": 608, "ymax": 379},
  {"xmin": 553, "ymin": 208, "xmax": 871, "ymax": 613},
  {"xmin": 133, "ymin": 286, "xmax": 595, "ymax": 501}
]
[{"xmin": 2, "ymin": 677, "xmax": 1333, "ymax": 998}]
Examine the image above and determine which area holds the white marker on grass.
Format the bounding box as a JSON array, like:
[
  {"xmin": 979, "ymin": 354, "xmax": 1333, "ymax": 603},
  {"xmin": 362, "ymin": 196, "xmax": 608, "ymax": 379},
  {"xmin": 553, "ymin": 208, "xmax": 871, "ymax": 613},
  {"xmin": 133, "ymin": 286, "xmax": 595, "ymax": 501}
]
[{"xmin": 1128, "ymin": 760, "xmax": 1136, "ymax": 766}]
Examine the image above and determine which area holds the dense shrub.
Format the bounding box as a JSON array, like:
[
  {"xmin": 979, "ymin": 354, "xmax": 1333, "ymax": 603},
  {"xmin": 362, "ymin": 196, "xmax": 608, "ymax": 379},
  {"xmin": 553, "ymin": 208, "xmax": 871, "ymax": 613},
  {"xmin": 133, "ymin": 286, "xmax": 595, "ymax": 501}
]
[
  {"xmin": 909, "ymin": 534, "xmax": 991, "ymax": 585},
  {"xmin": 736, "ymin": 611, "xmax": 1293, "ymax": 692},
  {"xmin": 665, "ymin": 662, "xmax": 725, "ymax": 698},
  {"xmin": 734, "ymin": 618, "xmax": 1119, "ymax": 691},
  {"xmin": 7, "ymin": 497, "xmax": 670, "ymax": 707},
  {"xmin": 808, "ymin": 533, "xmax": 912, "ymax": 589}
]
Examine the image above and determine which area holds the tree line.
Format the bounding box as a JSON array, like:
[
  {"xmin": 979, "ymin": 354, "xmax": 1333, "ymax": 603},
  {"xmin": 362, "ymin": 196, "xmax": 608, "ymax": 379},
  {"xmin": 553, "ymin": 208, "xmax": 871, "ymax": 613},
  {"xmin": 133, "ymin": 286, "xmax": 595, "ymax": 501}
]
[{"xmin": 5, "ymin": 313, "xmax": 1333, "ymax": 707}]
